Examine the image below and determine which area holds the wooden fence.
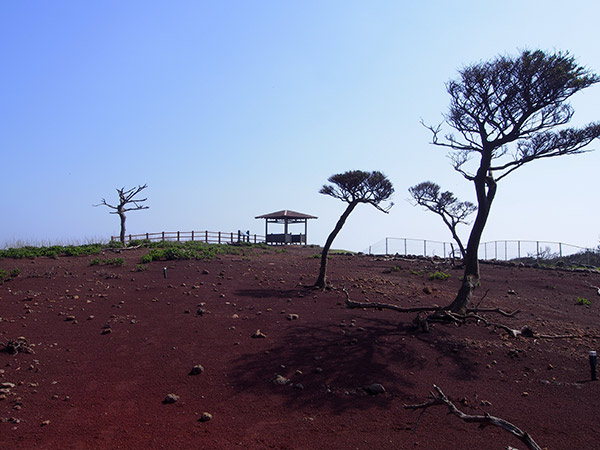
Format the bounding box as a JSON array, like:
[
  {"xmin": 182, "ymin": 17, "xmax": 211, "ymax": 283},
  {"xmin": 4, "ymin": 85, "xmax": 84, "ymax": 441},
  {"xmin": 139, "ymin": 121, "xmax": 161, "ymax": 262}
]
[{"xmin": 112, "ymin": 231, "xmax": 266, "ymax": 246}]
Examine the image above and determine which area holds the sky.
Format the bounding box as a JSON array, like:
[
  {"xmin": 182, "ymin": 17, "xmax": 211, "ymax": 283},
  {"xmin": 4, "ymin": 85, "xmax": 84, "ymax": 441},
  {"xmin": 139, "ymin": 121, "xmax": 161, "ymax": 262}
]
[{"xmin": 1, "ymin": 0, "xmax": 599, "ymax": 253}]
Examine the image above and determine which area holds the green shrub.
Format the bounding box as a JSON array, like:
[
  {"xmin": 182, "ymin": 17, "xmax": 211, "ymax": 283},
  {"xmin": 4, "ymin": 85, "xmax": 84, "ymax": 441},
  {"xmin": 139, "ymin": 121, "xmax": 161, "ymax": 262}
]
[
  {"xmin": 0, "ymin": 268, "xmax": 20, "ymax": 284},
  {"xmin": 429, "ymin": 271, "xmax": 450, "ymax": 280},
  {"xmin": 90, "ymin": 257, "xmax": 124, "ymax": 267}
]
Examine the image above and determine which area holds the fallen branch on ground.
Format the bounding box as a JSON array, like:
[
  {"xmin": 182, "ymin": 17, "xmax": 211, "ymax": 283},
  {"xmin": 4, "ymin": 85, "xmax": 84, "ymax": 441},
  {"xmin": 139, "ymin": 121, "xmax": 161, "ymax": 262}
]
[{"xmin": 404, "ymin": 385, "xmax": 543, "ymax": 450}]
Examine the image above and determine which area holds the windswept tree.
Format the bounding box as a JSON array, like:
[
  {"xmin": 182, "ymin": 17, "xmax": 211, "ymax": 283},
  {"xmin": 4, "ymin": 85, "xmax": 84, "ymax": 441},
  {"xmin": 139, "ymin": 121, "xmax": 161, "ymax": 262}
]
[
  {"xmin": 408, "ymin": 181, "xmax": 476, "ymax": 259},
  {"xmin": 426, "ymin": 49, "xmax": 600, "ymax": 314},
  {"xmin": 315, "ymin": 170, "xmax": 393, "ymax": 289},
  {"xmin": 95, "ymin": 184, "xmax": 149, "ymax": 247}
]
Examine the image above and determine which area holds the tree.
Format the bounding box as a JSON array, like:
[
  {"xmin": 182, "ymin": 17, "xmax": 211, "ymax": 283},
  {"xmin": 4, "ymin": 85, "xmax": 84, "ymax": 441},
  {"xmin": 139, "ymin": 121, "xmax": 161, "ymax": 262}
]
[
  {"xmin": 95, "ymin": 184, "xmax": 149, "ymax": 247},
  {"xmin": 426, "ymin": 49, "xmax": 600, "ymax": 314},
  {"xmin": 408, "ymin": 181, "xmax": 476, "ymax": 259},
  {"xmin": 315, "ymin": 170, "xmax": 393, "ymax": 289}
]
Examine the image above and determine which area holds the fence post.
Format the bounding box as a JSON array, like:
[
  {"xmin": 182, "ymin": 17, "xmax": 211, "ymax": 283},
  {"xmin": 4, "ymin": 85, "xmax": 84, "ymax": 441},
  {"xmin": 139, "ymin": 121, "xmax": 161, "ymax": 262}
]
[
  {"xmin": 128, "ymin": 234, "xmax": 132, "ymax": 245},
  {"xmin": 218, "ymin": 232, "xmax": 221, "ymax": 244},
  {"xmin": 191, "ymin": 231, "xmax": 194, "ymax": 241},
  {"xmin": 177, "ymin": 231, "xmax": 180, "ymax": 241},
  {"xmin": 536, "ymin": 241, "xmax": 540, "ymax": 259},
  {"xmin": 404, "ymin": 239, "xmax": 407, "ymax": 256},
  {"xmin": 518, "ymin": 241, "xmax": 521, "ymax": 259},
  {"xmin": 230, "ymin": 232, "xmax": 233, "ymax": 243},
  {"xmin": 443, "ymin": 242, "xmax": 446, "ymax": 258},
  {"xmin": 504, "ymin": 241, "xmax": 507, "ymax": 260},
  {"xmin": 205, "ymin": 230, "xmax": 208, "ymax": 243},
  {"xmin": 424, "ymin": 240, "xmax": 427, "ymax": 257},
  {"xmin": 559, "ymin": 242, "xmax": 562, "ymax": 258},
  {"xmin": 162, "ymin": 231, "xmax": 165, "ymax": 241},
  {"xmin": 494, "ymin": 241, "xmax": 498, "ymax": 260},
  {"xmin": 386, "ymin": 238, "xmax": 388, "ymax": 255},
  {"xmin": 484, "ymin": 243, "xmax": 487, "ymax": 260}
]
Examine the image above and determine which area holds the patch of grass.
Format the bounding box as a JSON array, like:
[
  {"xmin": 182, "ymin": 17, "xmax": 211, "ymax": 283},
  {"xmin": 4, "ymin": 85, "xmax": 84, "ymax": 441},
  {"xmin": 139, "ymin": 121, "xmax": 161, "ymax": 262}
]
[
  {"xmin": 138, "ymin": 241, "xmax": 262, "ymax": 263},
  {"xmin": 0, "ymin": 244, "xmax": 103, "ymax": 259},
  {"xmin": 0, "ymin": 268, "xmax": 20, "ymax": 285},
  {"xmin": 576, "ymin": 296, "xmax": 591, "ymax": 306},
  {"xmin": 391, "ymin": 265, "xmax": 401, "ymax": 272},
  {"xmin": 133, "ymin": 264, "xmax": 148, "ymax": 272},
  {"xmin": 90, "ymin": 257, "xmax": 125, "ymax": 267},
  {"xmin": 429, "ymin": 271, "xmax": 450, "ymax": 281}
]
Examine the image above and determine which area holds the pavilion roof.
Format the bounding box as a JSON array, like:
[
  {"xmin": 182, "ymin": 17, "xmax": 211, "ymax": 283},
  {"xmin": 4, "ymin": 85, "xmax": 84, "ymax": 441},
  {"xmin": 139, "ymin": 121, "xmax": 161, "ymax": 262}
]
[{"xmin": 255, "ymin": 210, "xmax": 317, "ymax": 220}]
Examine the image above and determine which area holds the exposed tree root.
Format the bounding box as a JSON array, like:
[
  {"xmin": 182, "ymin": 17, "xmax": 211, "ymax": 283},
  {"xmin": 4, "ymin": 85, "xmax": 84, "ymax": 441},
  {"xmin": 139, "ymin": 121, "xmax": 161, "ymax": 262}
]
[
  {"xmin": 342, "ymin": 287, "xmax": 599, "ymax": 340},
  {"xmin": 341, "ymin": 287, "xmax": 518, "ymax": 319},
  {"xmin": 404, "ymin": 385, "xmax": 543, "ymax": 450},
  {"xmin": 0, "ymin": 337, "xmax": 34, "ymax": 355}
]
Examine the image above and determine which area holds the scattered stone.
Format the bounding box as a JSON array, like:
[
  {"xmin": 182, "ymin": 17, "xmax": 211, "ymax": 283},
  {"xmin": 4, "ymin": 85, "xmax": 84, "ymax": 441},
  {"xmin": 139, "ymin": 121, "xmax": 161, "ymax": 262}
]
[
  {"xmin": 0, "ymin": 382, "xmax": 16, "ymax": 389},
  {"xmin": 365, "ymin": 383, "xmax": 386, "ymax": 395},
  {"xmin": 315, "ymin": 367, "xmax": 323, "ymax": 374},
  {"xmin": 422, "ymin": 286, "xmax": 432, "ymax": 294},
  {"xmin": 162, "ymin": 393, "xmax": 179, "ymax": 404},
  {"xmin": 189, "ymin": 365, "xmax": 205, "ymax": 376},
  {"xmin": 272, "ymin": 375, "xmax": 290, "ymax": 385},
  {"xmin": 508, "ymin": 289, "xmax": 517, "ymax": 295},
  {"xmin": 41, "ymin": 420, "xmax": 50, "ymax": 426},
  {"xmin": 64, "ymin": 315, "xmax": 76, "ymax": 321},
  {"xmin": 251, "ymin": 329, "xmax": 267, "ymax": 339},
  {"xmin": 480, "ymin": 400, "xmax": 492, "ymax": 406},
  {"xmin": 198, "ymin": 412, "xmax": 213, "ymax": 422},
  {"xmin": 295, "ymin": 383, "xmax": 305, "ymax": 390},
  {"xmin": 287, "ymin": 314, "xmax": 299, "ymax": 321},
  {"xmin": 101, "ymin": 328, "xmax": 112, "ymax": 335},
  {"xmin": 197, "ymin": 308, "xmax": 205, "ymax": 316},
  {"xmin": 202, "ymin": 269, "xmax": 210, "ymax": 275}
]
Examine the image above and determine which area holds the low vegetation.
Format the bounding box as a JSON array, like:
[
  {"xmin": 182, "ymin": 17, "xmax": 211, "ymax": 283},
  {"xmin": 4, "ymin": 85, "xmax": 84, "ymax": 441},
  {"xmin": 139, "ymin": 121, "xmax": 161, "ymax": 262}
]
[
  {"xmin": 89, "ymin": 257, "xmax": 125, "ymax": 267},
  {"xmin": 0, "ymin": 268, "xmax": 20, "ymax": 284},
  {"xmin": 138, "ymin": 240, "xmax": 269, "ymax": 263},
  {"xmin": 0, "ymin": 244, "xmax": 103, "ymax": 259}
]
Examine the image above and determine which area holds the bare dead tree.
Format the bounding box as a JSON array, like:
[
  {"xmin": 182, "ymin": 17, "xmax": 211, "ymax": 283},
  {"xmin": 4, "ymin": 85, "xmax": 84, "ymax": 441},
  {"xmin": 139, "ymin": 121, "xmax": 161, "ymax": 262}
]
[
  {"xmin": 94, "ymin": 184, "xmax": 149, "ymax": 247},
  {"xmin": 408, "ymin": 181, "xmax": 476, "ymax": 259},
  {"xmin": 405, "ymin": 385, "xmax": 543, "ymax": 450},
  {"xmin": 424, "ymin": 49, "xmax": 600, "ymax": 314},
  {"xmin": 315, "ymin": 170, "xmax": 393, "ymax": 289}
]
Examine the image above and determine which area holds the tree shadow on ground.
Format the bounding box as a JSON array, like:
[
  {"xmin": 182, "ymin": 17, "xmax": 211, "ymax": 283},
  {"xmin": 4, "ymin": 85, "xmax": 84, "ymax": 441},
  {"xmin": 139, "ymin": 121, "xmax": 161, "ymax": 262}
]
[{"xmin": 228, "ymin": 313, "xmax": 481, "ymax": 415}]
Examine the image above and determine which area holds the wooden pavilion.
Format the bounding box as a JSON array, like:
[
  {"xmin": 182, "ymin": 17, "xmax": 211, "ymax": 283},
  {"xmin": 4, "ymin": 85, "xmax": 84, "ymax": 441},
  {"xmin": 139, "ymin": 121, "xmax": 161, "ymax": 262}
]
[{"xmin": 255, "ymin": 210, "xmax": 317, "ymax": 245}]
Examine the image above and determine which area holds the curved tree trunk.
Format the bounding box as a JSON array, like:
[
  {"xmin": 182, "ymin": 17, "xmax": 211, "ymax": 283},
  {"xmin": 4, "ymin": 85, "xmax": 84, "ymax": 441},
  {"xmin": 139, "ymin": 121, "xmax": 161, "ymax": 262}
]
[
  {"xmin": 447, "ymin": 166, "xmax": 497, "ymax": 313},
  {"xmin": 315, "ymin": 201, "xmax": 358, "ymax": 289}
]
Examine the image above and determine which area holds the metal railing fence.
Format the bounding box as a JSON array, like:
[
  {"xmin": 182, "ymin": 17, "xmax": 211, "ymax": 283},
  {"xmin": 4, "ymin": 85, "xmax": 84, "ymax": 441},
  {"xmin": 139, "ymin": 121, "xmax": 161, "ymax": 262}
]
[{"xmin": 366, "ymin": 237, "xmax": 599, "ymax": 264}]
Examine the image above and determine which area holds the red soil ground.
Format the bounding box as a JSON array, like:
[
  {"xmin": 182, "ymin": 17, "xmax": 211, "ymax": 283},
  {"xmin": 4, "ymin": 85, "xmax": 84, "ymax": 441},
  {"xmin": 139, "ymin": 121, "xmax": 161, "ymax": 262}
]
[{"xmin": 1, "ymin": 246, "xmax": 600, "ymax": 449}]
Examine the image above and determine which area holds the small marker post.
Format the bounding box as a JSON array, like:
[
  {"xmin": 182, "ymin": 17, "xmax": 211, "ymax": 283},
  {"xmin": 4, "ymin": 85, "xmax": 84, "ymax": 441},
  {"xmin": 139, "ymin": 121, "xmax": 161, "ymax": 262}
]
[
  {"xmin": 163, "ymin": 267, "xmax": 167, "ymax": 279},
  {"xmin": 590, "ymin": 351, "xmax": 597, "ymax": 381}
]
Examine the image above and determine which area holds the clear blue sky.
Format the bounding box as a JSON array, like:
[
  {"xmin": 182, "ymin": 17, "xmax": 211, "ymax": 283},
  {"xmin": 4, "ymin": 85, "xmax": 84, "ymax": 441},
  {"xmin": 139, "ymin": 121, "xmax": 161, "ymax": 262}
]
[{"xmin": 2, "ymin": 0, "xmax": 599, "ymax": 252}]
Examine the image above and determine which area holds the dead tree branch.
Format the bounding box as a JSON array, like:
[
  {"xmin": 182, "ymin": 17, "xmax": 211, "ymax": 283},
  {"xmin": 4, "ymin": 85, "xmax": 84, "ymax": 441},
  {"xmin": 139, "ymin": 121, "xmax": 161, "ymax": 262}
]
[{"xmin": 404, "ymin": 385, "xmax": 543, "ymax": 450}]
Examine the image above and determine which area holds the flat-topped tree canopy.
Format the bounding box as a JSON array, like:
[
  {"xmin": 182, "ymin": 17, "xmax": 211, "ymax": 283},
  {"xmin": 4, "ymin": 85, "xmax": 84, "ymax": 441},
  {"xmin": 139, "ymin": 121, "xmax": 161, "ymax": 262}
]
[{"xmin": 255, "ymin": 210, "xmax": 317, "ymax": 245}]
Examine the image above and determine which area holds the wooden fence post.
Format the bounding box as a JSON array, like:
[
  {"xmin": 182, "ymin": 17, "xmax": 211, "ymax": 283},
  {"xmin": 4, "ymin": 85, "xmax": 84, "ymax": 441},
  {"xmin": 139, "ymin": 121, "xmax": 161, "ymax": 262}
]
[
  {"xmin": 218, "ymin": 232, "xmax": 221, "ymax": 244},
  {"xmin": 191, "ymin": 231, "xmax": 194, "ymax": 241}
]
